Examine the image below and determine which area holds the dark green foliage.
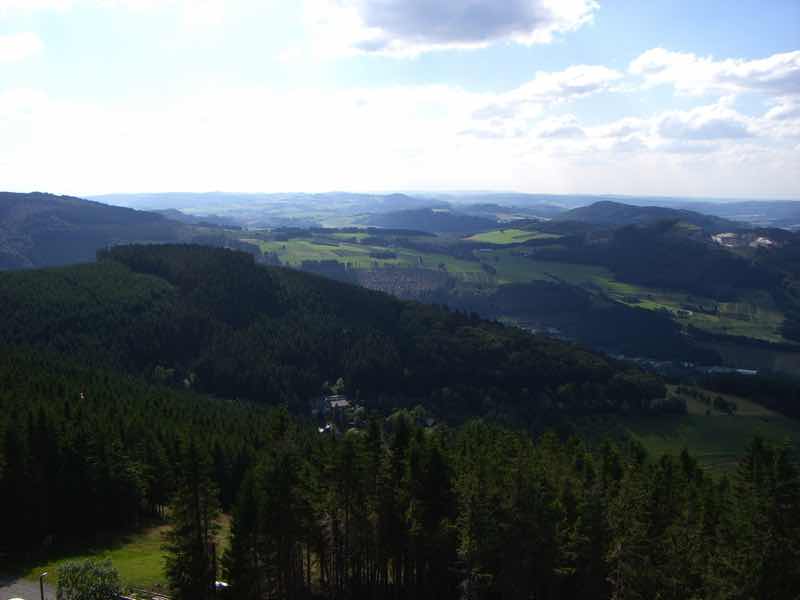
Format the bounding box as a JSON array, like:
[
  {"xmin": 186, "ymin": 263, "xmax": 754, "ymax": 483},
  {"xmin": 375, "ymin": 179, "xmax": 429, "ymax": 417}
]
[
  {"xmin": 56, "ymin": 559, "xmax": 121, "ymax": 600},
  {"xmin": 708, "ymin": 439, "xmax": 800, "ymax": 599},
  {"xmin": 0, "ymin": 349, "xmax": 277, "ymax": 552},
  {"xmin": 702, "ymin": 372, "xmax": 800, "ymax": 419},
  {"xmin": 556, "ymin": 200, "xmax": 739, "ymax": 232},
  {"xmin": 425, "ymin": 280, "xmax": 721, "ymax": 363},
  {"xmin": 1, "ymin": 344, "xmax": 798, "ymax": 598},
  {"xmin": 3, "ymin": 243, "xmax": 798, "ymax": 600},
  {"xmin": 223, "ymin": 418, "xmax": 800, "ymax": 600},
  {"xmin": 759, "ymin": 239, "xmax": 800, "ymax": 342},
  {"xmin": 163, "ymin": 440, "xmax": 221, "ymax": 600},
  {"xmin": 0, "ymin": 244, "xmax": 663, "ymax": 418},
  {"xmin": 364, "ymin": 208, "xmax": 497, "ymax": 234},
  {"xmin": 538, "ymin": 220, "xmax": 779, "ymax": 300}
]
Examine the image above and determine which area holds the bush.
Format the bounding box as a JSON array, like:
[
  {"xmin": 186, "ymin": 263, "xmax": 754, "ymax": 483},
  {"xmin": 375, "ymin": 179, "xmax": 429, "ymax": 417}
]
[{"xmin": 57, "ymin": 559, "xmax": 121, "ymax": 600}]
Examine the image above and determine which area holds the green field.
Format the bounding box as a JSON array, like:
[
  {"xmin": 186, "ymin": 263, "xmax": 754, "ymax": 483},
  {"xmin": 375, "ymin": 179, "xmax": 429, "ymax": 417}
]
[
  {"xmin": 485, "ymin": 251, "xmax": 614, "ymax": 286},
  {"xmin": 21, "ymin": 525, "xmax": 170, "ymax": 592},
  {"xmin": 597, "ymin": 280, "xmax": 788, "ymax": 343},
  {"xmin": 482, "ymin": 255, "xmax": 790, "ymax": 344},
  {"xmin": 248, "ymin": 237, "xmax": 488, "ymax": 279},
  {"xmin": 328, "ymin": 231, "xmax": 372, "ymax": 241},
  {"xmin": 576, "ymin": 391, "xmax": 800, "ymax": 473},
  {"xmin": 243, "ymin": 230, "xmax": 795, "ymax": 346},
  {"xmin": 20, "ymin": 517, "xmax": 231, "ymax": 593},
  {"xmin": 466, "ymin": 228, "xmax": 562, "ymax": 245}
]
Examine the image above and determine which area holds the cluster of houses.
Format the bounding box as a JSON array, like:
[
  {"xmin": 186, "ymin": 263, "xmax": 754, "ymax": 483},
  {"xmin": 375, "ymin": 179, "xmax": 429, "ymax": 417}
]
[
  {"xmin": 312, "ymin": 394, "xmax": 438, "ymax": 435},
  {"xmin": 312, "ymin": 394, "xmax": 362, "ymax": 434}
]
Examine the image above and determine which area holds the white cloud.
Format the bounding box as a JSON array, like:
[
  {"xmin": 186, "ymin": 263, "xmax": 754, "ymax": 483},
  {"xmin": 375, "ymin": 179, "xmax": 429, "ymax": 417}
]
[
  {"xmin": 305, "ymin": 0, "xmax": 598, "ymax": 57},
  {"xmin": 576, "ymin": 100, "xmax": 798, "ymax": 159},
  {"xmin": 1, "ymin": 81, "xmax": 798, "ymax": 198},
  {"xmin": 766, "ymin": 97, "xmax": 800, "ymax": 121},
  {"xmin": 517, "ymin": 65, "xmax": 622, "ymax": 99},
  {"xmin": 630, "ymin": 48, "xmax": 800, "ymax": 97},
  {"xmin": 471, "ymin": 64, "xmax": 621, "ymax": 130},
  {"xmin": 657, "ymin": 103, "xmax": 754, "ymax": 140},
  {"xmin": 590, "ymin": 117, "xmax": 648, "ymax": 139},
  {"xmin": 0, "ymin": 32, "xmax": 43, "ymax": 62},
  {"xmin": 536, "ymin": 115, "xmax": 585, "ymax": 139}
]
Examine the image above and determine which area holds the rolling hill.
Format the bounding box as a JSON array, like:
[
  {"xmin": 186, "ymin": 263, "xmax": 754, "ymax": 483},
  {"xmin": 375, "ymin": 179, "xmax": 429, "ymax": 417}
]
[
  {"xmin": 363, "ymin": 208, "xmax": 498, "ymax": 234},
  {"xmin": 0, "ymin": 192, "xmax": 191, "ymax": 269},
  {"xmin": 555, "ymin": 200, "xmax": 740, "ymax": 232},
  {"xmin": 0, "ymin": 243, "xmax": 665, "ymax": 420}
]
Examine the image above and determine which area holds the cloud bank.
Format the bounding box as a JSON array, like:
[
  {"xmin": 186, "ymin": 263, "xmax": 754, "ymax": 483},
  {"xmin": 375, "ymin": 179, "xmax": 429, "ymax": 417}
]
[
  {"xmin": 630, "ymin": 48, "xmax": 800, "ymax": 97},
  {"xmin": 306, "ymin": 0, "xmax": 598, "ymax": 57}
]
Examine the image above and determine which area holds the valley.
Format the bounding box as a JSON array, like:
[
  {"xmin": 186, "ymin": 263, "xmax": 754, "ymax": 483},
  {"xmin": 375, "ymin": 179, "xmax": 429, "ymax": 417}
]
[
  {"xmin": 229, "ymin": 212, "xmax": 800, "ymax": 371},
  {"xmin": 2, "ymin": 192, "xmax": 799, "ymax": 600},
  {"xmin": 4, "ymin": 4, "xmax": 800, "ymax": 596}
]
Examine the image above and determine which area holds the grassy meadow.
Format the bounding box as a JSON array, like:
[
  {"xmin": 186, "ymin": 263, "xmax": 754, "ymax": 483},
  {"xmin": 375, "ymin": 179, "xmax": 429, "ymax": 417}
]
[
  {"xmin": 19, "ymin": 517, "xmax": 231, "ymax": 593},
  {"xmin": 248, "ymin": 236, "xmax": 488, "ymax": 279},
  {"xmin": 466, "ymin": 228, "xmax": 562, "ymax": 244},
  {"xmin": 575, "ymin": 390, "xmax": 800, "ymax": 473}
]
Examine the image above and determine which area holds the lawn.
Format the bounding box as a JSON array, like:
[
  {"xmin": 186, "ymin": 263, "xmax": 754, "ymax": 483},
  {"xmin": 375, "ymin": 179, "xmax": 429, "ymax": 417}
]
[{"xmin": 20, "ymin": 517, "xmax": 231, "ymax": 594}]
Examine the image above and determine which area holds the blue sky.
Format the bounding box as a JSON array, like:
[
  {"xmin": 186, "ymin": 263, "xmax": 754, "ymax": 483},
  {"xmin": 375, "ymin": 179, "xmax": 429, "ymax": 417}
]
[{"xmin": 1, "ymin": 0, "xmax": 798, "ymax": 198}]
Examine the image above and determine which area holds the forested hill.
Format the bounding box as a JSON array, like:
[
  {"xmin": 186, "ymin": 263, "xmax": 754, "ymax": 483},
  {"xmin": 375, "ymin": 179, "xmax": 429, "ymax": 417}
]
[
  {"xmin": 555, "ymin": 200, "xmax": 740, "ymax": 232},
  {"xmin": 0, "ymin": 191, "xmax": 191, "ymax": 269},
  {"xmin": 363, "ymin": 207, "xmax": 498, "ymax": 234},
  {"xmin": 0, "ymin": 244, "xmax": 664, "ymax": 420},
  {"xmin": 3, "ymin": 347, "xmax": 798, "ymax": 600}
]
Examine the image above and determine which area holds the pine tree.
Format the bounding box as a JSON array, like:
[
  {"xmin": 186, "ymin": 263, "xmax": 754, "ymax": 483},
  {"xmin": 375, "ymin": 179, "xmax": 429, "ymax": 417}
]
[
  {"xmin": 163, "ymin": 438, "xmax": 221, "ymax": 600},
  {"xmin": 707, "ymin": 438, "xmax": 800, "ymax": 599},
  {"xmin": 224, "ymin": 471, "xmax": 263, "ymax": 600},
  {"xmin": 606, "ymin": 461, "xmax": 653, "ymax": 600}
]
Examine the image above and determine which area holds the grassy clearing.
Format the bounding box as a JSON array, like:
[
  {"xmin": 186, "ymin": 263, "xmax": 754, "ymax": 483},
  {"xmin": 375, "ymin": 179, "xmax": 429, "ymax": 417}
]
[
  {"xmin": 21, "ymin": 524, "xmax": 170, "ymax": 592},
  {"xmin": 481, "ymin": 251, "xmax": 614, "ymax": 286},
  {"xmin": 252, "ymin": 238, "xmax": 487, "ymax": 279},
  {"xmin": 21, "ymin": 517, "xmax": 231, "ymax": 593},
  {"xmin": 328, "ymin": 232, "xmax": 372, "ymax": 241},
  {"xmin": 587, "ymin": 277, "xmax": 789, "ymax": 344},
  {"xmin": 466, "ymin": 229, "xmax": 562, "ymax": 245},
  {"xmin": 575, "ymin": 392, "xmax": 800, "ymax": 473}
]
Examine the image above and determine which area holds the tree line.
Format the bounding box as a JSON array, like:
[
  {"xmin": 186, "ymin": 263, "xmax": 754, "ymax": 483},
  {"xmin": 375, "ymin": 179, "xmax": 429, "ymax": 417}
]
[
  {"xmin": 0, "ymin": 348, "xmax": 276, "ymax": 551},
  {"xmin": 166, "ymin": 413, "xmax": 800, "ymax": 600},
  {"xmin": 1, "ymin": 348, "xmax": 798, "ymax": 599}
]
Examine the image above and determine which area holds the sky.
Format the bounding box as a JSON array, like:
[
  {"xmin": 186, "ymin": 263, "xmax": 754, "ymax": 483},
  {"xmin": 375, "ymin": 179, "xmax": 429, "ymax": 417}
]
[{"xmin": 1, "ymin": 0, "xmax": 799, "ymax": 198}]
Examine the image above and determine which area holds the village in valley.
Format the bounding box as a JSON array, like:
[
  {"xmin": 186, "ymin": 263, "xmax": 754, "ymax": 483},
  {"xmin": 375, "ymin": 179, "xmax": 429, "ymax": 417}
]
[{"xmin": 312, "ymin": 380, "xmax": 436, "ymax": 436}]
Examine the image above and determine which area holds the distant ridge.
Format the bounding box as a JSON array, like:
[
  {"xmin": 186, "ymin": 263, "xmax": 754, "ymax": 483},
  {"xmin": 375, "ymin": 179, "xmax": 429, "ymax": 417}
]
[
  {"xmin": 0, "ymin": 191, "xmax": 190, "ymax": 269},
  {"xmin": 363, "ymin": 207, "xmax": 498, "ymax": 234},
  {"xmin": 555, "ymin": 200, "xmax": 741, "ymax": 232}
]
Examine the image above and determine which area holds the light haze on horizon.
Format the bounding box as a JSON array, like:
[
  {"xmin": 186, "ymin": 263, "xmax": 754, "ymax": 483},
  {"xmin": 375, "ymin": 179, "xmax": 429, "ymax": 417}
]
[{"xmin": 1, "ymin": 0, "xmax": 799, "ymax": 199}]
